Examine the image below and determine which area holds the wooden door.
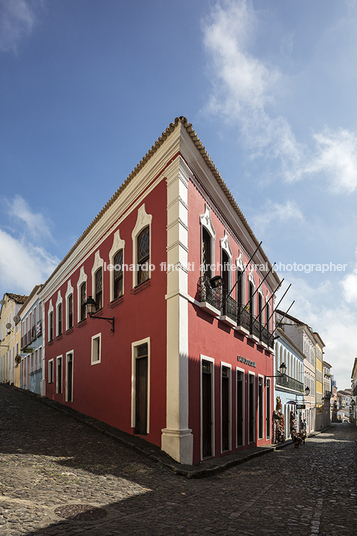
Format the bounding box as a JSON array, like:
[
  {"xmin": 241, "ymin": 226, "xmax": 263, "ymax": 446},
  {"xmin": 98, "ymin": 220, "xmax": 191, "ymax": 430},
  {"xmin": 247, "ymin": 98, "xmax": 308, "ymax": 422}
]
[{"xmin": 135, "ymin": 356, "xmax": 148, "ymax": 435}]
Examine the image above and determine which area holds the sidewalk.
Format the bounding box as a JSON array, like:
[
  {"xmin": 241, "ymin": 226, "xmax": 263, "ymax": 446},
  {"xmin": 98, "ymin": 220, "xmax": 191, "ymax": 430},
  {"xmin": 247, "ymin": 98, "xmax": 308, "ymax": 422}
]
[{"xmin": 6, "ymin": 384, "xmax": 318, "ymax": 479}]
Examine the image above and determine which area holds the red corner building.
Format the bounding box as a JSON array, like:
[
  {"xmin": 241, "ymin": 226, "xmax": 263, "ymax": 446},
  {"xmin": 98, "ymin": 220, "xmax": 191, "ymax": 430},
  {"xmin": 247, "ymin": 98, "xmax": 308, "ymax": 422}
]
[{"xmin": 40, "ymin": 117, "xmax": 279, "ymax": 465}]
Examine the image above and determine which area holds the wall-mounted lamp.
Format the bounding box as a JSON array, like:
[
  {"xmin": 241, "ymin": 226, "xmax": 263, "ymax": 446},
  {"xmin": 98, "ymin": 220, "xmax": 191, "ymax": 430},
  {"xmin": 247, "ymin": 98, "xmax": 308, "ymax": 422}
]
[
  {"xmin": 265, "ymin": 362, "xmax": 287, "ymax": 385},
  {"xmin": 305, "ymin": 386, "xmax": 310, "ymax": 396},
  {"xmin": 84, "ymin": 296, "xmax": 114, "ymax": 334}
]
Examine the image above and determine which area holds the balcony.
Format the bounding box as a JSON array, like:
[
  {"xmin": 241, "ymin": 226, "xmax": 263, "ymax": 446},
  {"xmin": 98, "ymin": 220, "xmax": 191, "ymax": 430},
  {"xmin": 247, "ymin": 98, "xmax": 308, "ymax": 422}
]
[
  {"xmin": 276, "ymin": 372, "xmax": 304, "ymax": 393},
  {"xmin": 197, "ymin": 277, "xmax": 222, "ymax": 315},
  {"xmin": 197, "ymin": 277, "xmax": 274, "ymax": 348}
]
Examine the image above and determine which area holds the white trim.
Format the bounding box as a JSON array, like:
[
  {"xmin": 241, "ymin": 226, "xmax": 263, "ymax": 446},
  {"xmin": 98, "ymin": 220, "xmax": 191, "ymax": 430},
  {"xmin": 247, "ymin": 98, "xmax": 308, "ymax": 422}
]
[
  {"xmin": 248, "ymin": 371, "xmax": 256, "ymax": 444},
  {"xmin": 77, "ymin": 267, "xmax": 87, "ymax": 323},
  {"xmin": 65, "ymin": 350, "xmax": 74, "ymax": 403},
  {"xmin": 131, "ymin": 337, "xmax": 150, "ymax": 434},
  {"xmin": 220, "ymin": 361, "xmax": 232, "ymax": 453},
  {"xmin": 109, "ymin": 230, "xmax": 125, "ymax": 301},
  {"xmin": 56, "ymin": 355, "xmax": 63, "ymax": 394},
  {"xmin": 47, "ymin": 300, "xmax": 54, "ymax": 342},
  {"xmin": 200, "ymin": 354, "xmax": 215, "ymax": 460},
  {"xmin": 131, "ymin": 204, "xmax": 152, "ymax": 288},
  {"xmin": 91, "ymin": 332, "xmax": 101, "ymax": 365},
  {"xmin": 56, "ymin": 291, "xmax": 63, "ymax": 337},
  {"xmin": 236, "ymin": 367, "xmax": 245, "ymax": 447},
  {"xmin": 48, "ymin": 358, "xmax": 54, "ymax": 384},
  {"xmin": 65, "ymin": 280, "xmax": 74, "ymax": 331},
  {"xmin": 200, "ymin": 204, "xmax": 216, "ymax": 275},
  {"xmin": 266, "ymin": 378, "xmax": 271, "ymax": 439},
  {"xmin": 161, "ymin": 161, "xmax": 193, "ymax": 465},
  {"xmin": 258, "ymin": 374, "xmax": 264, "ymax": 440}
]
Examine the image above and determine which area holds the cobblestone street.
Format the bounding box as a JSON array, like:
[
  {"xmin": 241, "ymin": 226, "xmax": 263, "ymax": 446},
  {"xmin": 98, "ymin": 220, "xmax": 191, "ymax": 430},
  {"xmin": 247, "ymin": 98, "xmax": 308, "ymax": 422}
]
[{"xmin": 0, "ymin": 385, "xmax": 356, "ymax": 536}]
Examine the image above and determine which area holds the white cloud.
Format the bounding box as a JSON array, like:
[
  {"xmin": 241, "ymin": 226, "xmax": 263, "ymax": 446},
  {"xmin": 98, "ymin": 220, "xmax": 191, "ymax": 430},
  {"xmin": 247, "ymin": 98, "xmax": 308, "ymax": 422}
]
[
  {"xmin": 202, "ymin": 0, "xmax": 306, "ymax": 179},
  {"xmin": 253, "ymin": 200, "xmax": 304, "ymax": 232},
  {"xmin": 277, "ymin": 277, "xmax": 355, "ymax": 390},
  {"xmin": 0, "ymin": 228, "xmax": 58, "ymax": 294},
  {"xmin": 340, "ymin": 248, "xmax": 357, "ymax": 304},
  {"xmin": 0, "ymin": 0, "xmax": 44, "ymax": 53},
  {"xmin": 305, "ymin": 128, "xmax": 357, "ymax": 194},
  {"xmin": 202, "ymin": 0, "xmax": 357, "ymax": 192},
  {"xmin": 6, "ymin": 195, "xmax": 53, "ymax": 241}
]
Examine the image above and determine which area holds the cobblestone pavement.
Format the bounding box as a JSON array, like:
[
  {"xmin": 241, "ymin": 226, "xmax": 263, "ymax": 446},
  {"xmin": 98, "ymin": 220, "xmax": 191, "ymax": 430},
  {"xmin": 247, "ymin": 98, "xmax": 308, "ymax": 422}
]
[{"xmin": 1, "ymin": 385, "xmax": 356, "ymax": 536}]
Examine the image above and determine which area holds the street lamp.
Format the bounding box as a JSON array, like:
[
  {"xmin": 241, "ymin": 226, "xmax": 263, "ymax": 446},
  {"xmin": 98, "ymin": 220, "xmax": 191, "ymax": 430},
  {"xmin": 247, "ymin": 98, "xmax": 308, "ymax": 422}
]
[
  {"xmin": 84, "ymin": 296, "xmax": 115, "ymax": 334},
  {"xmin": 265, "ymin": 362, "xmax": 287, "ymax": 385},
  {"xmin": 304, "ymin": 386, "xmax": 310, "ymax": 396}
]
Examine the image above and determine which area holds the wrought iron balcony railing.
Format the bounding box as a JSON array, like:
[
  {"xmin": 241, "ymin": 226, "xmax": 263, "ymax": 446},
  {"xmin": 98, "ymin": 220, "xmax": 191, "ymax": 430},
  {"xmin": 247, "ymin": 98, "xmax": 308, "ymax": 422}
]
[
  {"xmin": 276, "ymin": 372, "xmax": 304, "ymax": 393},
  {"xmin": 198, "ymin": 277, "xmax": 274, "ymax": 349}
]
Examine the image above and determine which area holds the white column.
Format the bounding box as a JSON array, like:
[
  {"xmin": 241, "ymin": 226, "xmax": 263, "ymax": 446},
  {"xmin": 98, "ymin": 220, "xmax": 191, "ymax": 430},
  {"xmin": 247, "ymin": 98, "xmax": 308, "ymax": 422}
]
[{"xmin": 161, "ymin": 157, "xmax": 193, "ymax": 464}]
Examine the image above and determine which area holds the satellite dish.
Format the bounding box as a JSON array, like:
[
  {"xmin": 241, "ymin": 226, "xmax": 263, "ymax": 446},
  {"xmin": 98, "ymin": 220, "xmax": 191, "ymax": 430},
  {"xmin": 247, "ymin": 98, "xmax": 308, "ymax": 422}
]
[
  {"xmin": 13, "ymin": 315, "xmax": 21, "ymax": 325},
  {"xmin": 6, "ymin": 323, "xmax": 12, "ymax": 330}
]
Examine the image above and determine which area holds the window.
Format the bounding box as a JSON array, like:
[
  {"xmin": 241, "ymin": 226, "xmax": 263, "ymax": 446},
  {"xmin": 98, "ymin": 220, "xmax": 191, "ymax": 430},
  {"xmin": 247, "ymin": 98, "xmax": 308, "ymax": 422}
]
[
  {"xmin": 131, "ymin": 338, "xmax": 150, "ymax": 436},
  {"xmin": 56, "ymin": 356, "xmax": 63, "ymax": 394},
  {"xmin": 66, "ymin": 352, "xmax": 73, "ymax": 402},
  {"xmin": 49, "ymin": 311, "xmax": 54, "ymax": 342},
  {"xmin": 200, "ymin": 205, "xmax": 216, "ymax": 281},
  {"xmin": 113, "ymin": 249, "xmax": 123, "ymax": 299},
  {"xmin": 131, "ymin": 204, "xmax": 152, "ymax": 288},
  {"xmin": 68, "ymin": 294, "xmax": 73, "ymax": 329},
  {"xmin": 258, "ymin": 376, "xmax": 264, "ymax": 439},
  {"xmin": 65, "ymin": 280, "xmax": 74, "ymax": 331},
  {"xmin": 95, "ymin": 268, "xmax": 103, "ymax": 310},
  {"xmin": 48, "ymin": 359, "xmax": 54, "ymax": 383},
  {"xmin": 57, "ymin": 303, "xmax": 62, "ymax": 336},
  {"xmin": 137, "ymin": 227, "xmax": 150, "ymax": 285},
  {"xmin": 80, "ymin": 282, "xmax": 86, "ymax": 322},
  {"xmin": 91, "ymin": 333, "xmax": 101, "ymax": 364},
  {"xmin": 77, "ymin": 267, "xmax": 87, "ymax": 323},
  {"xmin": 202, "ymin": 227, "xmax": 212, "ymax": 279}
]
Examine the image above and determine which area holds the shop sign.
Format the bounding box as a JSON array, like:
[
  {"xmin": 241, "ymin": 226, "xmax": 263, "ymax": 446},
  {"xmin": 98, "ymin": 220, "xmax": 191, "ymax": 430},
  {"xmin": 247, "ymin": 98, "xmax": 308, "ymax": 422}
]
[
  {"xmin": 237, "ymin": 355, "xmax": 256, "ymax": 368},
  {"xmin": 296, "ymin": 404, "xmax": 305, "ymax": 409}
]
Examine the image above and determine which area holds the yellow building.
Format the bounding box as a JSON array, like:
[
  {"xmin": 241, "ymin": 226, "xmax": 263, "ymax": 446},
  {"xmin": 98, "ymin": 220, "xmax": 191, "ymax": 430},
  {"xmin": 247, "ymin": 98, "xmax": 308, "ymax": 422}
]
[
  {"xmin": 0, "ymin": 293, "xmax": 28, "ymax": 386},
  {"xmin": 314, "ymin": 332, "xmax": 325, "ymax": 431}
]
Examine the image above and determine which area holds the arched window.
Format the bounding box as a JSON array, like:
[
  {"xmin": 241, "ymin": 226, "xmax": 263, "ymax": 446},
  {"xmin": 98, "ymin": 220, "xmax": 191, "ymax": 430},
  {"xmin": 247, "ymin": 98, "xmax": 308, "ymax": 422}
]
[
  {"xmin": 80, "ymin": 282, "xmax": 86, "ymax": 322},
  {"xmin": 113, "ymin": 249, "xmax": 124, "ymax": 299},
  {"xmin": 95, "ymin": 268, "xmax": 103, "ymax": 310},
  {"xmin": 137, "ymin": 226, "xmax": 150, "ymax": 285},
  {"xmin": 202, "ymin": 227, "xmax": 212, "ymax": 280}
]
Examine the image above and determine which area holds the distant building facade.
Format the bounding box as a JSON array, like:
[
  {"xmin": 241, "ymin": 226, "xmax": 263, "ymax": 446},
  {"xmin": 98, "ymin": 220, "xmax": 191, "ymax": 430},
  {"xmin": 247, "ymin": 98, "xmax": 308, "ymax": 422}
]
[
  {"xmin": 0, "ymin": 293, "xmax": 27, "ymax": 386},
  {"xmin": 19, "ymin": 285, "xmax": 44, "ymax": 394}
]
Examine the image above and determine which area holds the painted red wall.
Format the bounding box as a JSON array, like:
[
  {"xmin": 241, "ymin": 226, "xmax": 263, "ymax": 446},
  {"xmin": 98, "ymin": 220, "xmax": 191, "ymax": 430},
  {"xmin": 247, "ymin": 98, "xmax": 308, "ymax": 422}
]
[
  {"xmin": 44, "ymin": 178, "xmax": 168, "ymax": 448},
  {"xmin": 187, "ymin": 178, "xmax": 275, "ymax": 464}
]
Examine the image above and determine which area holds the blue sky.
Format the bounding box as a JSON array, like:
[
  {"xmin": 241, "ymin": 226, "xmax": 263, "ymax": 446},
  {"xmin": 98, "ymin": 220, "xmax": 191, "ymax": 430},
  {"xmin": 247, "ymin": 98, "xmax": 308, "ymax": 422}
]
[{"xmin": 1, "ymin": 0, "xmax": 357, "ymax": 389}]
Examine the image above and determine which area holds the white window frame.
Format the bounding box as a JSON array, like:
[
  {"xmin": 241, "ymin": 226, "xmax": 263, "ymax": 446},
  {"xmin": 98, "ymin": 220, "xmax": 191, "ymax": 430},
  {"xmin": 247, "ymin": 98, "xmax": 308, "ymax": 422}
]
[
  {"xmin": 77, "ymin": 266, "xmax": 87, "ymax": 323},
  {"xmin": 56, "ymin": 291, "xmax": 63, "ymax": 337},
  {"xmin": 258, "ymin": 374, "xmax": 265, "ymax": 440},
  {"xmin": 220, "ymin": 361, "xmax": 232, "ymax": 453},
  {"xmin": 220, "ymin": 231, "xmax": 233, "ymax": 291},
  {"xmin": 91, "ymin": 250, "xmax": 104, "ymax": 307},
  {"xmin": 200, "ymin": 204, "xmax": 216, "ymax": 277},
  {"xmin": 65, "ymin": 350, "xmax": 74, "ymax": 403},
  {"xmin": 109, "ymin": 230, "xmax": 125, "ymax": 302},
  {"xmin": 48, "ymin": 359, "xmax": 54, "ymax": 384},
  {"xmin": 236, "ymin": 367, "xmax": 245, "ymax": 447},
  {"xmin": 91, "ymin": 332, "xmax": 101, "ymax": 365},
  {"xmin": 131, "ymin": 204, "xmax": 152, "ymax": 288},
  {"xmin": 248, "ymin": 371, "xmax": 256, "ymax": 444},
  {"xmin": 65, "ymin": 280, "xmax": 74, "ymax": 331},
  {"xmin": 200, "ymin": 354, "xmax": 215, "ymax": 460},
  {"xmin": 266, "ymin": 378, "xmax": 271, "ymax": 439},
  {"xmin": 56, "ymin": 355, "xmax": 63, "ymax": 394},
  {"xmin": 48, "ymin": 300, "xmax": 54, "ymax": 342},
  {"xmin": 131, "ymin": 337, "xmax": 150, "ymax": 434}
]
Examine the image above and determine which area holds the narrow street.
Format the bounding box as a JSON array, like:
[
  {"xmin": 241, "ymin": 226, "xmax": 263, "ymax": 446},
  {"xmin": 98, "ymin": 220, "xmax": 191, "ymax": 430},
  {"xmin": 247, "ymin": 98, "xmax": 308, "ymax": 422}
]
[{"xmin": 0, "ymin": 385, "xmax": 356, "ymax": 536}]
